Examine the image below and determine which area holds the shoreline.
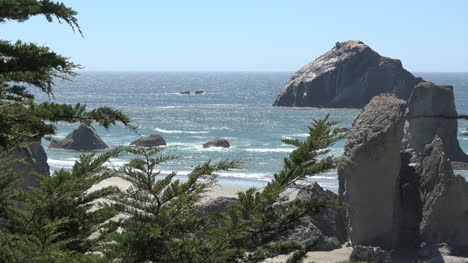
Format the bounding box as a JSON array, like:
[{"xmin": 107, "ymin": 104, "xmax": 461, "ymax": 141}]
[{"xmin": 89, "ymin": 176, "xmax": 299, "ymax": 202}]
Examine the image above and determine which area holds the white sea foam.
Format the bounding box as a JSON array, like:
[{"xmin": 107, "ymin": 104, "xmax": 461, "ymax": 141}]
[
  {"xmin": 246, "ymin": 148, "xmax": 294, "ymax": 153},
  {"xmin": 48, "ymin": 157, "xmax": 128, "ymax": 170},
  {"xmin": 283, "ymin": 133, "xmax": 308, "ymax": 138},
  {"xmin": 155, "ymin": 128, "xmax": 209, "ymax": 134}
]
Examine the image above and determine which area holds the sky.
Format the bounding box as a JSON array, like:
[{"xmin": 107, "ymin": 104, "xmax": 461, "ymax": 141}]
[{"xmin": 1, "ymin": 0, "xmax": 468, "ymax": 72}]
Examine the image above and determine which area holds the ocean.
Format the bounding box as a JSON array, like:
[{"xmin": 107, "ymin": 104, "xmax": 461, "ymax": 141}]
[{"xmin": 35, "ymin": 72, "xmax": 468, "ymax": 192}]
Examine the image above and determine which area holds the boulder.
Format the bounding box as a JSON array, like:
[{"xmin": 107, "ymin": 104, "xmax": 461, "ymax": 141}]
[
  {"xmin": 10, "ymin": 139, "xmax": 50, "ymax": 190},
  {"xmin": 278, "ymin": 183, "xmax": 344, "ymax": 251},
  {"xmin": 273, "ymin": 40, "xmax": 422, "ymax": 108},
  {"xmin": 338, "ymin": 94, "xmax": 406, "ymax": 249},
  {"xmin": 417, "ymin": 136, "xmax": 468, "ymax": 251},
  {"xmin": 406, "ymin": 81, "xmax": 468, "ymax": 163},
  {"xmin": 296, "ymin": 183, "xmax": 346, "ymax": 243},
  {"xmin": 203, "ymin": 139, "xmax": 230, "ymax": 148},
  {"xmin": 279, "ymin": 220, "xmax": 341, "ymax": 251},
  {"xmin": 349, "ymin": 246, "xmax": 391, "ymax": 263},
  {"xmin": 130, "ymin": 134, "xmax": 166, "ymax": 147},
  {"xmin": 49, "ymin": 125, "xmax": 108, "ymax": 151},
  {"xmin": 195, "ymin": 197, "xmax": 236, "ymax": 217}
]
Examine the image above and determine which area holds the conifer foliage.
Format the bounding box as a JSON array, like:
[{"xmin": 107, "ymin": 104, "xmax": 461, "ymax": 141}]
[
  {"xmin": 0, "ymin": 0, "xmax": 133, "ymax": 150},
  {"xmin": 0, "ymin": 1, "xmax": 346, "ymax": 262},
  {"xmin": 102, "ymin": 117, "xmax": 344, "ymax": 263}
]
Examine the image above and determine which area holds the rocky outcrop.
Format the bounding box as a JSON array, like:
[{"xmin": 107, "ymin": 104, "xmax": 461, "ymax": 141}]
[
  {"xmin": 295, "ymin": 183, "xmax": 347, "ymax": 243},
  {"xmin": 279, "ymin": 183, "xmax": 343, "ymax": 251},
  {"xmin": 338, "ymin": 94, "xmax": 407, "ymax": 249},
  {"xmin": 273, "ymin": 40, "xmax": 422, "ymax": 108},
  {"xmin": 203, "ymin": 139, "xmax": 230, "ymax": 148},
  {"xmin": 49, "ymin": 125, "xmax": 108, "ymax": 151},
  {"xmin": 11, "ymin": 140, "xmax": 50, "ymax": 190},
  {"xmin": 195, "ymin": 197, "xmax": 236, "ymax": 217},
  {"xmin": 417, "ymin": 137, "xmax": 468, "ymax": 252},
  {"xmin": 406, "ymin": 81, "xmax": 468, "ymax": 163},
  {"xmin": 349, "ymin": 246, "xmax": 391, "ymax": 263},
  {"xmin": 131, "ymin": 134, "xmax": 166, "ymax": 147}
]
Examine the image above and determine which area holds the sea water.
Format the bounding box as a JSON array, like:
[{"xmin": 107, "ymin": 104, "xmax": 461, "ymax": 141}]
[{"xmin": 34, "ymin": 72, "xmax": 468, "ymax": 192}]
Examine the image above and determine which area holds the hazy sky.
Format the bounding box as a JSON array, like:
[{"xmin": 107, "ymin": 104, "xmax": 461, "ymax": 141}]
[{"xmin": 2, "ymin": 0, "xmax": 468, "ymax": 72}]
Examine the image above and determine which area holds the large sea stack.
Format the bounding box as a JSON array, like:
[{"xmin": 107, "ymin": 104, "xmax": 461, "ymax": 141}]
[
  {"xmin": 338, "ymin": 94, "xmax": 407, "ymax": 250},
  {"xmin": 273, "ymin": 40, "xmax": 422, "ymax": 108},
  {"xmin": 405, "ymin": 81, "xmax": 468, "ymax": 163}
]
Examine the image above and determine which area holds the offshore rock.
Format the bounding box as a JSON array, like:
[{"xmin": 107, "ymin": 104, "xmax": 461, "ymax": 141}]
[
  {"xmin": 417, "ymin": 136, "xmax": 468, "ymax": 251},
  {"xmin": 406, "ymin": 81, "xmax": 468, "ymax": 162},
  {"xmin": 49, "ymin": 125, "xmax": 108, "ymax": 151},
  {"xmin": 131, "ymin": 134, "xmax": 166, "ymax": 147},
  {"xmin": 203, "ymin": 139, "xmax": 230, "ymax": 148},
  {"xmin": 273, "ymin": 40, "xmax": 422, "ymax": 108},
  {"xmin": 338, "ymin": 94, "xmax": 406, "ymax": 249}
]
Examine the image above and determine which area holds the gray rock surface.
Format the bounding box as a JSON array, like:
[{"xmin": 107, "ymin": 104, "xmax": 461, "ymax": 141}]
[
  {"xmin": 338, "ymin": 94, "xmax": 407, "ymax": 249},
  {"xmin": 195, "ymin": 197, "xmax": 236, "ymax": 217},
  {"xmin": 417, "ymin": 136, "xmax": 468, "ymax": 252},
  {"xmin": 273, "ymin": 40, "xmax": 422, "ymax": 108},
  {"xmin": 11, "ymin": 139, "xmax": 50, "ymax": 190},
  {"xmin": 349, "ymin": 246, "xmax": 391, "ymax": 263},
  {"xmin": 279, "ymin": 183, "xmax": 344, "ymax": 251},
  {"xmin": 296, "ymin": 183, "xmax": 346, "ymax": 243},
  {"xmin": 130, "ymin": 134, "xmax": 166, "ymax": 147},
  {"xmin": 406, "ymin": 81, "xmax": 468, "ymax": 162},
  {"xmin": 49, "ymin": 125, "xmax": 108, "ymax": 151},
  {"xmin": 203, "ymin": 139, "xmax": 230, "ymax": 148}
]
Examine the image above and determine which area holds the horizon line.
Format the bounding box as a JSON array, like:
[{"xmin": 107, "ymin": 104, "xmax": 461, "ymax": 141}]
[{"xmin": 75, "ymin": 69, "xmax": 468, "ymax": 74}]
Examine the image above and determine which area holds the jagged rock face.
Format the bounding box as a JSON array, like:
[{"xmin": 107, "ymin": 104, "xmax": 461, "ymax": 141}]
[
  {"xmin": 417, "ymin": 137, "xmax": 468, "ymax": 251},
  {"xmin": 273, "ymin": 40, "xmax": 422, "ymax": 108},
  {"xmin": 406, "ymin": 81, "xmax": 468, "ymax": 162},
  {"xmin": 49, "ymin": 125, "xmax": 108, "ymax": 151},
  {"xmin": 397, "ymin": 150, "xmax": 421, "ymax": 248},
  {"xmin": 338, "ymin": 94, "xmax": 406, "ymax": 249},
  {"xmin": 203, "ymin": 139, "xmax": 230, "ymax": 148},
  {"xmin": 131, "ymin": 134, "xmax": 166, "ymax": 147},
  {"xmin": 11, "ymin": 140, "xmax": 50, "ymax": 190}
]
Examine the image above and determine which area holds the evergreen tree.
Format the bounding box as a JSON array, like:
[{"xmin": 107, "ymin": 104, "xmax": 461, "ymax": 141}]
[
  {"xmin": 0, "ymin": 1, "xmax": 131, "ymax": 262},
  {"xmin": 104, "ymin": 116, "xmax": 345, "ymax": 263},
  {"xmin": 0, "ymin": 0, "xmax": 134, "ymax": 150}
]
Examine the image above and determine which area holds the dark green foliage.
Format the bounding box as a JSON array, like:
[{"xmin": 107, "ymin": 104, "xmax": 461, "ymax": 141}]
[
  {"xmin": 0, "ymin": 0, "xmax": 81, "ymax": 34},
  {"xmin": 202, "ymin": 116, "xmax": 345, "ymax": 263},
  {"xmin": 104, "ymin": 146, "xmax": 240, "ymax": 262},
  {"xmin": 0, "ymin": 1, "xmax": 131, "ymax": 262},
  {"xmin": 103, "ymin": 116, "xmax": 344, "ymax": 263},
  {"xmin": 0, "ymin": 1, "xmax": 346, "ymax": 262},
  {"xmin": 0, "ymin": 150, "xmax": 123, "ymax": 262},
  {"xmin": 0, "ymin": 0, "xmax": 134, "ymax": 150}
]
